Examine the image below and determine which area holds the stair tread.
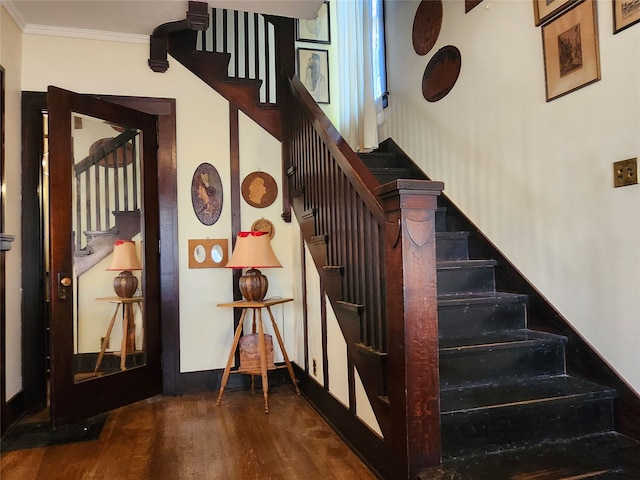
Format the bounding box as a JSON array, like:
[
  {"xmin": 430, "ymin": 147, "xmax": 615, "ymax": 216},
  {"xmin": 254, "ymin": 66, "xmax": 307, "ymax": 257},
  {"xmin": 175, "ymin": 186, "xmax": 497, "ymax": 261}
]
[
  {"xmin": 439, "ymin": 329, "xmax": 566, "ymax": 351},
  {"xmin": 437, "ymin": 259, "xmax": 497, "ymax": 269},
  {"xmin": 438, "ymin": 291, "xmax": 527, "ymax": 306},
  {"xmin": 422, "ymin": 432, "xmax": 640, "ymax": 479},
  {"xmin": 436, "ymin": 231, "xmax": 469, "ymax": 239},
  {"xmin": 441, "ymin": 375, "xmax": 616, "ymax": 414}
]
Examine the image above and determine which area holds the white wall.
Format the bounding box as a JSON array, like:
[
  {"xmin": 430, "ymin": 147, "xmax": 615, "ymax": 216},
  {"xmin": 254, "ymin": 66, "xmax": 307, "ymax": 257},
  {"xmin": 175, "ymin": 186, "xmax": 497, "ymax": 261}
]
[
  {"xmin": 1, "ymin": 5, "xmax": 23, "ymax": 400},
  {"xmin": 382, "ymin": 0, "xmax": 640, "ymax": 393},
  {"xmin": 20, "ymin": 32, "xmax": 298, "ymax": 375}
]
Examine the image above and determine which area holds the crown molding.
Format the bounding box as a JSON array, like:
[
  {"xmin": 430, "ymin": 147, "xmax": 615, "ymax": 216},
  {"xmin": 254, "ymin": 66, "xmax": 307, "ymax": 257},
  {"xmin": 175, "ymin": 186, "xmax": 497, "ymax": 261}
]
[
  {"xmin": 2, "ymin": 0, "xmax": 26, "ymax": 30},
  {"xmin": 22, "ymin": 24, "xmax": 149, "ymax": 44},
  {"xmin": 2, "ymin": 0, "xmax": 147, "ymax": 44}
]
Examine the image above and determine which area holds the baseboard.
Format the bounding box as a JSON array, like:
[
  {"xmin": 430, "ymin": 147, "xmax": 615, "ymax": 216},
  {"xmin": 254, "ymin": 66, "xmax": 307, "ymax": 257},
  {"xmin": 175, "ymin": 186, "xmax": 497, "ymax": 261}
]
[
  {"xmin": 1, "ymin": 389, "xmax": 26, "ymax": 438},
  {"xmin": 293, "ymin": 364, "xmax": 387, "ymax": 480},
  {"xmin": 174, "ymin": 364, "xmax": 289, "ymax": 396}
]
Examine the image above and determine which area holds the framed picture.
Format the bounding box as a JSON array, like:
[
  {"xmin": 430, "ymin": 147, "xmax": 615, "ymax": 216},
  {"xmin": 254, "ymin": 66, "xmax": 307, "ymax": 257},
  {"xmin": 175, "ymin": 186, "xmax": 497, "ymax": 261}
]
[
  {"xmin": 188, "ymin": 239, "xmax": 228, "ymax": 268},
  {"xmin": 542, "ymin": 0, "xmax": 601, "ymax": 101},
  {"xmin": 191, "ymin": 163, "xmax": 223, "ymax": 225},
  {"xmin": 297, "ymin": 48, "xmax": 330, "ymax": 104},
  {"xmin": 533, "ymin": 0, "xmax": 579, "ymax": 26},
  {"xmin": 296, "ymin": 1, "xmax": 330, "ymax": 43},
  {"xmin": 613, "ymin": 0, "xmax": 640, "ymax": 33},
  {"xmin": 465, "ymin": 0, "xmax": 483, "ymax": 13}
]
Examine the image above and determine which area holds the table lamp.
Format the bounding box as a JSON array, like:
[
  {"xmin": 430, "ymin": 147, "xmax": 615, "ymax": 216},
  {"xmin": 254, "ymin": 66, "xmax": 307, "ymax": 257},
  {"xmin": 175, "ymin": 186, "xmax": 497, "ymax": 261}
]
[
  {"xmin": 226, "ymin": 231, "xmax": 281, "ymax": 301},
  {"xmin": 107, "ymin": 240, "xmax": 142, "ymax": 298}
]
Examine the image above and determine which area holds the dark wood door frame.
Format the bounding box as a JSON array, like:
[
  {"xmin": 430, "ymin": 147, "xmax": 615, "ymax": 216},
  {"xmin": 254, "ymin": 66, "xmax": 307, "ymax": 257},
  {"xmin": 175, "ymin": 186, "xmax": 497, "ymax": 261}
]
[{"xmin": 19, "ymin": 92, "xmax": 180, "ymax": 423}]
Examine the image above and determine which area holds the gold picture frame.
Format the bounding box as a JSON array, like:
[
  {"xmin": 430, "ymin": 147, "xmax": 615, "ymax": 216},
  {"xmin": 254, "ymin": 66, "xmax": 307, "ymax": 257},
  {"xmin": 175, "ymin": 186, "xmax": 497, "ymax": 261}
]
[
  {"xmin": 542, "ymin": 0, "xmax": 601, "ymax": 102},
  {"xmin": 188, "ymin": 239, "xmax": 228, "ymax": 268},
  {"xmin": 613, "ymin": 0, "xmax": 640, "ymax": 33},
  {"xmin": 533, "ymin": 0, "xmax": 579, "ymax": 26}
]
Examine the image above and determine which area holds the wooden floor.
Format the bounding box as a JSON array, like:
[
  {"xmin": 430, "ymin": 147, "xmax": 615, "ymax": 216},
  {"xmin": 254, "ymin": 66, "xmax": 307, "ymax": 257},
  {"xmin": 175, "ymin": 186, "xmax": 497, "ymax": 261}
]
[{"xmin": 1, "ymin": 387, "xmax": 378, "ymax": 480}]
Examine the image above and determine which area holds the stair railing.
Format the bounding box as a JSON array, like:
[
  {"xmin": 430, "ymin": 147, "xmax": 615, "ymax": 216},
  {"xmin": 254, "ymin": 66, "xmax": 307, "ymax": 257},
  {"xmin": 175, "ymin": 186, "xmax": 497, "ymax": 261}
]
[
  {"xmin": 196, "ymin": 8, "xmax": 277, "ymax": 105},
  {"xmin": 285, "ymin": 75, "xmax": 444, "ymax": 479},
  {"xmin": 73, "ymin": 130, "xmax": 141, "ymax": 255}
]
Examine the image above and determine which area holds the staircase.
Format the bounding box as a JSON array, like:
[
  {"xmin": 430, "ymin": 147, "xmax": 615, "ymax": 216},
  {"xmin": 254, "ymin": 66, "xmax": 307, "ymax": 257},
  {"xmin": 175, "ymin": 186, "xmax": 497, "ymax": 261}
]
[{"xmin": 359, "ymin": 141, "xmax": 640, "ymax": 478}]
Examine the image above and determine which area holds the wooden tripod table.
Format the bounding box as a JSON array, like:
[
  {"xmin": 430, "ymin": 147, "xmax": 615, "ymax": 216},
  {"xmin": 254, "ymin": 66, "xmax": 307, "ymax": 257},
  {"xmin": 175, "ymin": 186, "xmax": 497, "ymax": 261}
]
[
  {"xmin": 94, "ymin": 296, "xmax": 144, "ymax": 373},
  {"xmin": 216, "ymin": 297, "xmax": 300, "ymax": 413}
]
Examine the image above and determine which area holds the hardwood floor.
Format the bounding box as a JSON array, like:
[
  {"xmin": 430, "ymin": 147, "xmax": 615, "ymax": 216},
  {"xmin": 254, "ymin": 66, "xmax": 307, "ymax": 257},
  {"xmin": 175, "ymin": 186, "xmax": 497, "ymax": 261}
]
[{"xmin": 1, "ymin": 387, "xmax": 378, "ymax": 480}]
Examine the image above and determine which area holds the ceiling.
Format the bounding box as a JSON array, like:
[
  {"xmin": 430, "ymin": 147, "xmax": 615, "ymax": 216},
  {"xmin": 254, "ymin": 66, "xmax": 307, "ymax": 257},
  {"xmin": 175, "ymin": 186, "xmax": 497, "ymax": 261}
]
[{"xmin": 4, "ymin": 0, "xmax": 324, "ymax": 38}]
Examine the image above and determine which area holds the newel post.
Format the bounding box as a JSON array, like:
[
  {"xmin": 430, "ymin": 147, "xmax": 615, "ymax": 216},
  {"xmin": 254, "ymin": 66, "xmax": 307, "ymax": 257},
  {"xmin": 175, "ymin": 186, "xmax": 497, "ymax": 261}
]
[{"xmin": 376, "ymin": 179, "xmax": 444, "ymax": 479}]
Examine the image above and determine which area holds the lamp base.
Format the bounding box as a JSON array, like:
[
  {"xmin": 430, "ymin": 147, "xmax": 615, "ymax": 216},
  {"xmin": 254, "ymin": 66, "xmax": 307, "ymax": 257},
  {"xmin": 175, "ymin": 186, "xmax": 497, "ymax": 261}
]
[
  {"xmin": 113, "ymin": 270, "xmax": 138, "ymax": 298},
  {"xmin": 239, "ymin": 268, "xmax": 268, "ymax": 301}
]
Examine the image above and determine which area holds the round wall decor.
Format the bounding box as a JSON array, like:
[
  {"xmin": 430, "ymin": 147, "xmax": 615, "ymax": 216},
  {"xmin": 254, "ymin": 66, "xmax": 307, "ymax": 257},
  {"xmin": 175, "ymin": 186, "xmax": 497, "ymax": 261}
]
[
  {"xmin": 251, "ymin": 218, "xmax": 275, "ymax": 239},
  {"xmin": 191, "ymin": 163, "xmax": 223, "ymax": 225},
  {"xmin": 241, "ymin": 171, "xmax": 278, "ymax": 208},
  {"xmin": 412, "ymin": 0, "xmax": 443, "ymax": 56},
  {"xmin": 422, "ymin": 45, "xmax": 462, "ymax": 102}
]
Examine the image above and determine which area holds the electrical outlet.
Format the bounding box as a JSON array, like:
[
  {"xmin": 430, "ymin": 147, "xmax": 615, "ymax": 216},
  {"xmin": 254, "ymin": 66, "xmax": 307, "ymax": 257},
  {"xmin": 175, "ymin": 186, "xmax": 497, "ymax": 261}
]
[
  {"xmin": 613, "ymin": 158, "xmax": 638, "ymax": 188},
  {"xmin": 312, "ymin": 358, "xmax": 317, "ymax": 376}
]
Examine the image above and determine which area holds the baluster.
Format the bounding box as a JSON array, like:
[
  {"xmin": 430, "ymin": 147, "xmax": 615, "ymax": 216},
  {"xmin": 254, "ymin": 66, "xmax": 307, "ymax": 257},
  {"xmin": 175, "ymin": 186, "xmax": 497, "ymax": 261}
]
[
  {"xmin": 84, "ymin": 169, "xmax": 91, "ymax": 235},
  {"xmin": 113, "ymin": 156, "xmax": 120, "ymax": 214},
  {"xmin": 222, "ymin": 8, "xmax": 228, "ymax": 54},
  {"xmin": 264, "ymin": 19, "xmax": 271, "ymax": 104},
  {"xmin": 254, "ymin": 13, "xmax": 259, "ymax": 81},
  {"xmin": 131, "ymin": 137, "xmax": 138, "ymax": 211},
  {"xmin": 104, "ymin": 158, "xmax": 111, "ymax": 230},
  {"xmin": 243, "ymin": 11, "xmax": 249, "ymax": 79},
  {"xmin": 94, "ymin": 159, "xmax": 101, "ymax": 231},
  {"xmin": 233, "ymin": 10, "xmax": 239, "ymax": 77},
  {"xmin": 76, "ymin": 172, "xmax": 82, "ymax": 252},
  {"xmin": 120, "ymin": 146, "xmax": 129, "ymax": 211}
]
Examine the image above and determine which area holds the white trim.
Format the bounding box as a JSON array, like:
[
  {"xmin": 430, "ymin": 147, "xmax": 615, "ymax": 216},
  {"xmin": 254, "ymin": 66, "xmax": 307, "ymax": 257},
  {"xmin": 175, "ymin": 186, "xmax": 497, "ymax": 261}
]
[
  {"xmin": 2, "ymin": 0, "xmax": 27, "ymax": 31},
  {"xmin": 22, "ymin": 24, "xmax": 149, "ymax": 44}
]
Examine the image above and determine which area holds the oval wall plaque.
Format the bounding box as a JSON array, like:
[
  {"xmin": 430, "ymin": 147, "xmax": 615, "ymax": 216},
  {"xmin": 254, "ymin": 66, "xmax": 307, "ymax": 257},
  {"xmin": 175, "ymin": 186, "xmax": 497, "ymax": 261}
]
[
  {"xmin": 191, "ymin": 163, "xmax": 223, "ymax": 226},
  {"xmin": 412, "ymin": 0, "xmax": 443, "ymax": 56},
  {"xmin": 422, "ymin": 45, "xmax": 462, "ymax": 102}
]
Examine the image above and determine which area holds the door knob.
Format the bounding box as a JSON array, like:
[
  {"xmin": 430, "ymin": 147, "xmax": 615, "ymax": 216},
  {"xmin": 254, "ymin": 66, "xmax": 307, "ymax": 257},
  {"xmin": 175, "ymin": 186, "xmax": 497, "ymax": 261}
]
[{"xmin": 57, "ymin": 272, "xmax": 72, "ymax": 300}]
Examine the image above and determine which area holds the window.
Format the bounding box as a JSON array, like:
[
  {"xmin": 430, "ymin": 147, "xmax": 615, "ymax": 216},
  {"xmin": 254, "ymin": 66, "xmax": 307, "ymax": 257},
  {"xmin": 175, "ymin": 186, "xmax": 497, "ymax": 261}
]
[{"xmin": 372, "ymin": 0, "xmax": 388, "ymax": 108}]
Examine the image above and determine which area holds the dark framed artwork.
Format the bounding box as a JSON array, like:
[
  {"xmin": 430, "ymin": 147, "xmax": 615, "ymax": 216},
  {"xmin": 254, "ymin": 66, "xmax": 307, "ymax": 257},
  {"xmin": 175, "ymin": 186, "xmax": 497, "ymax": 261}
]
[
  {"xmin": 465, "ymin": 0, "xmax": 483, "ymax": 13},
  {"xmin": 533, "ymin": 0, "xmax": 579, "ymax": 26},
  {"xmin": 241, "ymin": 171, "xmax": 278, "ymax": 208},
  {"xmin": 296, "ymin": 1, "xmax": 330, "ymax": 44},
  {"xmin": 191, "ymin": 163, "xmax": 223, "ymax": 225},
  {"xmin": 613, "ymin": 0, "xmax": 640, "ymax": 33},
  {"xmin": 542, "ymin": 0, "xmax": 600, "ymax": 101},
  {"xmin": 297, "ymin": 48, "xmax": 330, "ymax": 104}
]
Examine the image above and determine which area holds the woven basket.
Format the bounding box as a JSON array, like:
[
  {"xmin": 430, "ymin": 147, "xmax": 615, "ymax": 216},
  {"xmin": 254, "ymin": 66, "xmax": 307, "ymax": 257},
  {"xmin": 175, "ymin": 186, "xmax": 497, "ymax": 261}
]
[{"xmin": 239, "ymin": 333, "xmax": 276, "ymax": 374}]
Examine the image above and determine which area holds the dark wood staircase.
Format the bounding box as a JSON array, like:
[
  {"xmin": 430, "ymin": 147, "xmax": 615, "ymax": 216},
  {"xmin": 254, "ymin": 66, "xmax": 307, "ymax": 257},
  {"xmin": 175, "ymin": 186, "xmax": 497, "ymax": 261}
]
[{"xmin": 358, "ymin": 140, "xmax": 640, "ymax": 478}]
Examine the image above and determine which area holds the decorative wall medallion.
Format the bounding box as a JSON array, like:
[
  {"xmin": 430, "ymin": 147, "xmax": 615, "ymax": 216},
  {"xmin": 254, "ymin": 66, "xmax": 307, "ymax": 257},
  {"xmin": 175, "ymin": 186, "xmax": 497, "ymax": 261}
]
[
  {"xmin": 91, "ymin": 137, "xmax": 133, "ymax": 167},
  {"xmin": 241, "ymin": 171, "xmax": 278, "ymax": 208},
  {"xmin": 191, "ymin": 163, "xmax": 223, "ymax": 226},
  {"xmin": 422, "ymin": 45, "xmax": 462, "ymax": 102},
  {"xmin": 412, "ymin": 0, "xmax": 443, "ymax": 56},
  {"xmin": 251, "ymin": 218, "xmax": 276, "ymax": 239}
]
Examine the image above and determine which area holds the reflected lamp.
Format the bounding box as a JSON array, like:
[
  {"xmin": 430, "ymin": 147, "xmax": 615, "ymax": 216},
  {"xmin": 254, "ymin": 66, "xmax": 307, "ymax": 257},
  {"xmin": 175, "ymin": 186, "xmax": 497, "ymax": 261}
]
[
  {"xmin": 226, "ymin": 231, "xmax": 281, "ymax": 301},
  {"xmin": 107, "ymin": 240, "xmax": 142, "ymax": 298}
]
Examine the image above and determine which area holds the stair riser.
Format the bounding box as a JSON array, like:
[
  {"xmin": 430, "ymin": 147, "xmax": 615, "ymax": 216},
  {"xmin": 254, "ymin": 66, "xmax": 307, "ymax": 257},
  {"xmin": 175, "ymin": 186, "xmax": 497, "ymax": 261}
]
[
  {"xmin": 440, "ymin": 342, "xmax": 566, "ymax": 389},
  {"xmin": 435, "ymin": 209, "xmax": 447, "ymax": 232},
  {"xmin": 442, "ymin": 398, "xmax": 615, "ymax": 458},
  {"xmin": 436, "ymin": 237, "xmax": 469, "ymax": 261},
  {"xmin": 438, "ymin": 302, "xmax": 526, "ymax": 336},
  {"xmin": 437, "ymin": 266, "xmax": 495, "ymax": 294}
]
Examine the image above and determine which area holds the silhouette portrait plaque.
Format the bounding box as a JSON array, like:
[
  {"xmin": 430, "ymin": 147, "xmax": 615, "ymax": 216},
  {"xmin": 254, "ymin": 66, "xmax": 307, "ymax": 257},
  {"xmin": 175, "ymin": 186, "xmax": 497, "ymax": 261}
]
[
  {"xmin": 191, "ymin": 163, "xmax": 223, "ymax": 225},
  {"xmin": 241, "ymin": 171, "xmax": 278, "ymax": 208}
]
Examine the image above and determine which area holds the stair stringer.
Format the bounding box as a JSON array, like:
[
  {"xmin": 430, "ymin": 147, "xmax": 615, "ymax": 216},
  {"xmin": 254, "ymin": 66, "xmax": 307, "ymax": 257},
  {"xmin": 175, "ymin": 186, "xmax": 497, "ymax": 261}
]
[
  {"xmin": 167, "ymin": 30, "xmax": 282, "ymax": 140},
  {"xmin": 293, "ymin": 205, "xmax": 393, "ymax": 441}
]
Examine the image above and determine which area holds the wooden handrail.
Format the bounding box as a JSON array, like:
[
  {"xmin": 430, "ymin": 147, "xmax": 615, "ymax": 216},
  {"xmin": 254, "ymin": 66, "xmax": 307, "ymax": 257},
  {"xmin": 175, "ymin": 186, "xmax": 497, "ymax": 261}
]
[{"xmin": 286, "ymin": 73, "xmax": 444, "ymax": 479}]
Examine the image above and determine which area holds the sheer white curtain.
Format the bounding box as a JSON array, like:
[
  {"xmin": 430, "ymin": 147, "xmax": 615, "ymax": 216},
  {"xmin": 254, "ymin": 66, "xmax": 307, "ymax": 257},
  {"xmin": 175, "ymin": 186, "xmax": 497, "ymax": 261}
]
[{"xmin": 337, "ymin": 0, "xmax": 386, "ymax": 152}]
